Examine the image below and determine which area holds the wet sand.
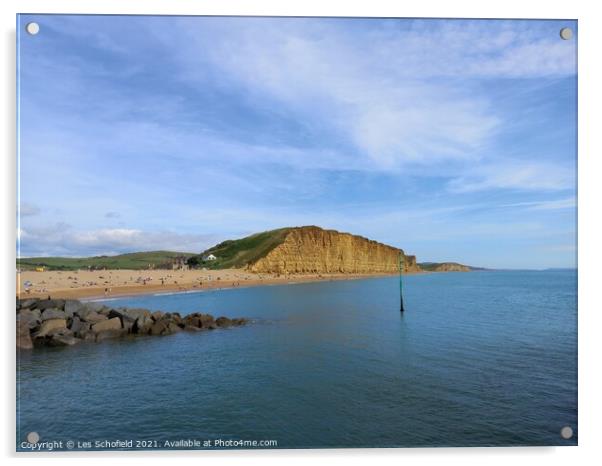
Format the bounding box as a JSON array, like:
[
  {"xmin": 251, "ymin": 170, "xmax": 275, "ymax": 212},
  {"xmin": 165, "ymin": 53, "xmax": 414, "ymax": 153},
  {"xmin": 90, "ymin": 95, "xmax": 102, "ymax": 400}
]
[{"xmin": 17, "ymin": 268, "xmax": 417, "ymax": 300}]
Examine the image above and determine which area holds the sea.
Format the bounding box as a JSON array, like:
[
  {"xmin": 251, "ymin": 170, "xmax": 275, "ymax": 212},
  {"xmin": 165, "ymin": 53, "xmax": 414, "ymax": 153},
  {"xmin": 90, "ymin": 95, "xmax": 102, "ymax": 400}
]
[{"xmin": 17, "ymin": 270, "xmax": 577, "ymax": 450}]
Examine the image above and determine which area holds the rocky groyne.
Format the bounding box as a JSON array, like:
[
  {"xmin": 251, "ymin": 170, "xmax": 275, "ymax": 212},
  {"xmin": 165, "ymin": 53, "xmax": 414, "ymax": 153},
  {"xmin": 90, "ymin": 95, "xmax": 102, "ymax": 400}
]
[{"xmin": 16, "ymin": 298, "xmax": 248, "ymax": 350}]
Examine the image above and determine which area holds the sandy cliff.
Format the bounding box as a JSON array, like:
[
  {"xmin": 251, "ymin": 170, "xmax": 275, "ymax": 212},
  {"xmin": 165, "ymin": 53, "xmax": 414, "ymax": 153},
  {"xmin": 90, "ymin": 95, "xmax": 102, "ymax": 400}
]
[{"xmin": 248, "ymin": 226, "xmax": 418, "ymax": 274}]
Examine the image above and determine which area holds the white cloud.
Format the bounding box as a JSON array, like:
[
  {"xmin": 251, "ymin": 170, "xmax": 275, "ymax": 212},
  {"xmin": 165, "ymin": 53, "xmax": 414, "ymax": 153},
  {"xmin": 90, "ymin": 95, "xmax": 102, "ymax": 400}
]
[{"xmin": 18, "ymin": 224, "xmax": 218, "ymax": 257}]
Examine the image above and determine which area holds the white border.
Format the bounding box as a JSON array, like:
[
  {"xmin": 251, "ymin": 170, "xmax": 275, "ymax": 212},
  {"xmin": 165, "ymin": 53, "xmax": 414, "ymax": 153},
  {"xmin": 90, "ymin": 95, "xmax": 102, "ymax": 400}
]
[{"xmin": 3, "ymin": 1, "xmax": 601, "ymax": 465}]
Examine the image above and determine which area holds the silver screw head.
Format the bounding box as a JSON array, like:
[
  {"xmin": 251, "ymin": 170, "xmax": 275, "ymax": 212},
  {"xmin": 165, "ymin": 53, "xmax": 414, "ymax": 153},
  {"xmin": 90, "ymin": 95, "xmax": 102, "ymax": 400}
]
[
  {"xmin": 560, "ymin": 426, "xmax": 573, "ymax": 439},
  {"xmin": 560, "ymin": 27, "xmax": 573, "ymax": 40},
  {"xmin": 25, "ymin": 22, "xmax": 40, "ymax": 35}
]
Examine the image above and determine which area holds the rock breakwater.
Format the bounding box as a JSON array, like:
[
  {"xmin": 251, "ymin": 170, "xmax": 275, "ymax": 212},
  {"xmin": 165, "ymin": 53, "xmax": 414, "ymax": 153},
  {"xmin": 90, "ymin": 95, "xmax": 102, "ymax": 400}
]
[{"xmin": 16, "ymin": 298, "xmax": 248, "ymax": 350}]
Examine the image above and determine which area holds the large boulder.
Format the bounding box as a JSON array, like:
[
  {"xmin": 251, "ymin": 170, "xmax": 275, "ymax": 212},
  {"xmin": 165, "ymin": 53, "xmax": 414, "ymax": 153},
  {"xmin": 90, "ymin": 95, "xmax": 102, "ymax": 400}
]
[
  {"xmin": 149, "ymin": 318, "xmax": 180, "ymax": 336},
  {"xmin": 80, "ymin": 310, "xmax": 107, "ymax": 323},
  {"xmin": 215, "ymin": 316, "xmax": 232, "ymax": 328},
  {"xmin": 17, "ymin": 309, "xmax": 41, "ymax": 330},
  {"xmin": 34, "ymin": 318, "xmax": 67, "ymax": 338},
  {"xmin": 183, "ymin": 314, "xmax": 201, "ymax": 328},
  {"xmin": 83, "ymin": 302, "xmax": 106, "ymax": 312},
  {"xmin": 149, "ymin": 319, "xmax": 170, "ymax": 336},
  {"xmin": 91, "ymin": 317, "xmax": 122, "ymax": 334},
  {"xmin": 16, "ymin": 320, "xmax": 33, "ymax": 350},
  {"xmin": 168, "ymin": 322, "xmax": 182, "ymax": 334},
  {"xmin": 110, "ymin": 308, "xmax": 151, "ymax": 321},
  {"xmin": 76, "ymin": 303, "xmax": 108, "ymax": 320},
  {"xmin": 184, "ymin": 313, "xmax": 217, "ymax": 329},
  {"xmin": 82, "ymin": 331, "xmax": 96, "ymax": 342},
  {"xmin": 18, "ymin": 298, "xmax": 38, "ymax": 310},
  {"xmin": 231, "ymin": 318, "xmax": 248, "ymax": 326},
  {"xmin": 151, "ymin": 311, "xmax": 164, "ymax": 321},
  {"xmin": 95, "ymin": 329, "xmax": 127, "ymax": 341},
  {"xmin": 68, "ymin": 315, "xmax": 82, "ymax": 332},
  {"xmin": 109, "ymin": 308, "xmax": 151, "ymax": 333},
  {"xmin": 170, "ymin": 313, "xmax": 184, "ymax": 328},
  {"xmin": 40, "ymin": 308, "xmax": 66, "ymax": 321},
  {"xmin": 68, "ymin": 316, "xmax": 92, "ymax": 338},
  {"xmin": 199, "ymin": 314, "xmax": 217, "ymax": 330},
  {"xmin": 64, "ymin": 300, "xmax": 85, "ymax": 318},
  {"xmin": 47, "ymin": 333, "xmax": 80, "ymax": 347},
  {"xmin": 184, "ymin": 325, "xmax": 202, "ymax": 332},
  {"xmin": 34, "ymin": 299, "xmax": 65, "ymax": 311},
  {"xmin": 133, "ymin": 313, "xmax": 154, "ymax": 335}
]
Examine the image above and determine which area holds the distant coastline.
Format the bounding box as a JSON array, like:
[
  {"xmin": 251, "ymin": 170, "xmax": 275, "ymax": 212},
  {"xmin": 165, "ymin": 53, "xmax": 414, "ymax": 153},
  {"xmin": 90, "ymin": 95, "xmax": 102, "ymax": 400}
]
[{"xmin": 17, "ymin": 226, "xmax": 483, "ymax": 300}]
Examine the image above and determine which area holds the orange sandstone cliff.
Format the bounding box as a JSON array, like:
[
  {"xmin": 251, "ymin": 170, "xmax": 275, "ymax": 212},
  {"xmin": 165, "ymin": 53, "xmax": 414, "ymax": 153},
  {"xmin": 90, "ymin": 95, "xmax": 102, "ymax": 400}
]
[{"xmin": 247, "ymin": 226, "xmax": 418, "ymax": 274}]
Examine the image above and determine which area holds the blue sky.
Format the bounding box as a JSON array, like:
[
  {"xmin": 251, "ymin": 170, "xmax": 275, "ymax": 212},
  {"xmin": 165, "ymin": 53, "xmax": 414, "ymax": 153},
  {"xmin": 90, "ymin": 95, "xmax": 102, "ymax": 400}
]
[{"xmin": 17, "ymin": 16, "xmax": 577, "ymax": 268}]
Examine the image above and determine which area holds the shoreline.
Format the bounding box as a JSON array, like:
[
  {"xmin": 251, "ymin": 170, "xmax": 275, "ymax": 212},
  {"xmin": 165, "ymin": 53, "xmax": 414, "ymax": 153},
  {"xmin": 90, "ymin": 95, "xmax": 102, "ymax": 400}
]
[{"xmin": 17, "ymin": 269, "xmax": 425, "ymax": 301}]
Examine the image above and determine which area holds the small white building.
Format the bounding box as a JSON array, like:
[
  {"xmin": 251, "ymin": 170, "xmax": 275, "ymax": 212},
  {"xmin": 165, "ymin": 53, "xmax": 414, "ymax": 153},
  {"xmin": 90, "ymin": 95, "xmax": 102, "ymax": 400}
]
[{"xmin": 204, "ymin": 254, "xmax": 217, "ymax": 261}]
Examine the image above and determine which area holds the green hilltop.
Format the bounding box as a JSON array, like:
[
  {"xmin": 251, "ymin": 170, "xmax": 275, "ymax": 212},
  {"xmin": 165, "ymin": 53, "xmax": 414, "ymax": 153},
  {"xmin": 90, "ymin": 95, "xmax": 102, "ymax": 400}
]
[
  {"xmin": 17, "ymin": 228, "xmax": 296, "ymax": 271},
  {"xmin": 418, "ymin": 262, "xmax": 485, "ymax": 272},
  {"xmin": 17, "ymin": 251, "xmax": 195, "ymax": 271},
  {"xmin": 187, "ymin": 227, "xmax": 291, "ymax": 270}
]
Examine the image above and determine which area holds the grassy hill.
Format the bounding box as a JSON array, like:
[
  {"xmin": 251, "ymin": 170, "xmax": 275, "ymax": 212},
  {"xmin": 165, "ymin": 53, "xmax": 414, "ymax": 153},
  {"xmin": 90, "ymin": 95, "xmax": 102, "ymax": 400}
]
[
  {"xmin": 188, "ymin": 228, "xmax": 292, "ymax": 269},
  {"xmin": 418, "ymin": 262, "xmax": 485, "ymax": 272},
  {"xmin": 17, "ymin": 251, "xmax": 195, "ymax": 271}
]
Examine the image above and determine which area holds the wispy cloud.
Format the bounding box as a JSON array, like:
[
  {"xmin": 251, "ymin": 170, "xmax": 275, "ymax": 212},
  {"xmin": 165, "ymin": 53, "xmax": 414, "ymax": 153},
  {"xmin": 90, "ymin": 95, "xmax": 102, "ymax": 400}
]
[
  {"xmin": 19, "ymin": 224, "xmax": 218, "ymax": 257},
  {"xmin": 162, "ymin": 18, "xmax": 574, "ymax": 172},
  {"xmin": 447, "ymin": 160, "xmax": 575, "ymax": 193},
  {"xmin": 168, "ymin": 19, "xmax": 500, "ymax": 169},
  {"xmin": 18, "ymin": 202, "xmax": 40, "ymax": 217},
  {"xmin": 501, "ymin": 197, "xmax": 576, "ymax": 210}
]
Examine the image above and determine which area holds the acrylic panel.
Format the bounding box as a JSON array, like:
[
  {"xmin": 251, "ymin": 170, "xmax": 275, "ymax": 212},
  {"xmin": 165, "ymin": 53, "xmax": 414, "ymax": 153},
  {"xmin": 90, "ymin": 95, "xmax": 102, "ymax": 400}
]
[{"xmin": 16, "ymin": 15, "xmax": 577, "ymax": 451}]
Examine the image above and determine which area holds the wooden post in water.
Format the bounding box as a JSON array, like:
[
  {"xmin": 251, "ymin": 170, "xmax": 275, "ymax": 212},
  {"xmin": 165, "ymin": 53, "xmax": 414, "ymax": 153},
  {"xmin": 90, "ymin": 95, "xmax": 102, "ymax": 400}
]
[{"xmin": 399, "ymin": 251, "xmax": 405, "ymax": 313}]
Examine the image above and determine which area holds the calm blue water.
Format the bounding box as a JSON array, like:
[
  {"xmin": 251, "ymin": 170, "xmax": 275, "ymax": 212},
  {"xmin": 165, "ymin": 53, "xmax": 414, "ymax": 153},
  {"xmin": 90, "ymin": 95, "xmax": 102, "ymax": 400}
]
[{"xmin": 17, "ymin": 270, "xmax": 577, "ymax": 449}]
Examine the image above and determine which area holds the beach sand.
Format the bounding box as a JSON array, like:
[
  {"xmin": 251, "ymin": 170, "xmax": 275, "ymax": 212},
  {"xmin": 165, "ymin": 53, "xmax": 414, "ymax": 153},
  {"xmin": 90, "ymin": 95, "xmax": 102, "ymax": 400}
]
[{"xmin": 17, "ymin": 268, "xmax": 414, "ymax": 300}]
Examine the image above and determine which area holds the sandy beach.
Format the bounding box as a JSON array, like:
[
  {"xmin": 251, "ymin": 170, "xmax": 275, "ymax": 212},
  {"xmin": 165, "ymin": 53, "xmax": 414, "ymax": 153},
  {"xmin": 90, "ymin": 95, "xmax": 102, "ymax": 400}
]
[{"xmin": 16, "ymin": 268, "xmax": 414, "ymax": 300}]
